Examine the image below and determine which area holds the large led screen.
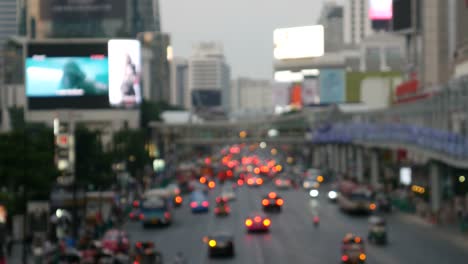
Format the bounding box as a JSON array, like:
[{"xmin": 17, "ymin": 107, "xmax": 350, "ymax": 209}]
[
  {"xmin": 26, "ymin": 40, "xmax": 141, "ymax": 110},
  {"xmin": 108, "ymin": 40, "xmax": 142, "ymax": 107},
  {"xmin": 369, "ymin": 0, "xmax": 393, "ymax": 20}
]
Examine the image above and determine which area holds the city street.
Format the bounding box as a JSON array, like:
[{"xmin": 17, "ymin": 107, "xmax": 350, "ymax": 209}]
[{"xmin": 124, "ymin": 181, "xmax": 468, "ymax": 264}]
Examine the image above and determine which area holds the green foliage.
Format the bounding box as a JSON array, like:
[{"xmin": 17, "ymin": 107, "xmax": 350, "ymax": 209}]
[
  {"xmin": 75, "ymin": 125, "xmax": 113, "ymax": 188},
  {"xmin": 140, "ymin": 100, "xmax": 184, "ymax": 128},
  {"xmin": 0, "ymin": 124, "xmax": 58, "ymax": 212},
  {"xmin": 112, "ymin": 128, "xmax": 151, "ymax": 178},
  {"xmin": 8, "ymin": 106, "xmax": 25, "ymax": 130}
]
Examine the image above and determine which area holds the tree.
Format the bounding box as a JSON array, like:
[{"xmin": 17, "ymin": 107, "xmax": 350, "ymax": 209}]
[
  {"xmin": 75, "ymin": 125, "xmax": 113, "ymax": 188},
  {"xmin": 140, "ymin": 100, "xmax": 183, "ymax": 129}
]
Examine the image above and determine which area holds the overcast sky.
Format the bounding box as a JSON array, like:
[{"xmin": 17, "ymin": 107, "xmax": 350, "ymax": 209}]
[{"xmin": 160, "ymin": 0, "xmax": 334, "ymax": 80}]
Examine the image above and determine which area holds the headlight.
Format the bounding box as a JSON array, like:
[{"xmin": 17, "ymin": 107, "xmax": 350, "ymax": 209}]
[
  {"xmin": 309, "ymin": 189, "xmax": 319, "ymax": 197},
  {"xmin": 328, "ymin": 191, "xmax": 337, "ymax": 199},
  {"xmin": 303, "ymin": 182, "xmax": 311, "ymax": 188}
]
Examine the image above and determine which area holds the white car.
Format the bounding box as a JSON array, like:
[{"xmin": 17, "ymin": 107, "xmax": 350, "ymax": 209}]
[{"xmin": 221, "ymin": 189, "xmax": 236, "ymax": 201}]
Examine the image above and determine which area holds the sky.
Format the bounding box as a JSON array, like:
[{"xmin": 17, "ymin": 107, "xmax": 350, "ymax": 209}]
[{"xmin": 159, "ymin": 0, "xmax": 332, "ymax": 80}]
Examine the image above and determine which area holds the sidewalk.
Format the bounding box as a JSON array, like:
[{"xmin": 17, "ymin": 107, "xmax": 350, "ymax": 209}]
[{"xmin": 396, "ymin": 211, "xmax": 468, "ymax": 251}]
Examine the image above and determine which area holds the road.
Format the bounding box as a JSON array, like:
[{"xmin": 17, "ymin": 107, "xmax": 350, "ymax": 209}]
[{"xmin": 124, "ymin": 181, "xmax": 468, "ymax": 264}]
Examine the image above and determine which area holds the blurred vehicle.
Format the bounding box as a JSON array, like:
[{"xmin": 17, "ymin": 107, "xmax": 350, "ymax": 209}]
[
  {"xmin": 85, "ymin": 191, "xmax": 116, "ymax": 225},
  {"xmin": 133, "ymin": 241, "xmax": 163, "ymax": 264},
  {"xmin": 220, "ymin": 186, "xmax": 236, "ymax": 201},
  {"xmin": 305, "ymin": 168, "xmax": 324, "ymax": 182},
  {"xmin": 203, "ymin": 233, "xmax": 235, "ymax": 258},
  {"xmin": 368, "ymin": 216, "xmax": 387, "ymax": 245},
  {"xmin": 129, "ymin": 207, "xmax": 141, "ymax": 221},
  {"xmin": 275, "ymin": 177, "xmax": 292, "ymax": 189},
  {"xmin": 309, "ymin": 189, "xmax": 319, "ymax": 198},
  {"xmin": 313, "ymin": 215, "xmax": 320, "ymax": 227},
  {"xmin": 341, "ymin": 234, "xmax": 366, "ymax": 264},
  {"xmin": 101, "ymin": 229, "xmax": 130, "ymax": 254},
  {"xmin": 302, "ymin": 178, "xmax": 320, "ymax": 190},
  {"xmin": 262, "ymin": 192, "xmax": 284, "ymax": 212},
  {"xmin": 214, "ymin": 197, "xmax": 231, "ymax": 216},
  {"xmin": 375, "ymin": 193, "xmax": 392, "ymax": 213},
  {"xmin": 328, "ymin": 190, "xmax": 338, "ymax": 202},
  {"xmin": 246, "ymin": 176, "xmax": 263, "ymax": 187},
  {"xmin": 190, "ymin": 181, "xmax": 209, "ymax": 194},
  {"xmin": 207, "ymin": 180, "xmax": 216, "ymax": 189},
  {"xmin": 338, "ymin": 181, "xmax": 376, "ymax": 214},
  {"xmin": 190, "ymin": 190, "xmax": 210, "ymax": 213},
  {"xmin": 176, "ymin": 164, "xmax": 197, "ymax": 194},
  {"xmin": 58, "ymin": 249, "xmax": 82, "ymax": 264},
  {"xmin": 245, "ymin": 213, "xmax": 271, "ymax": 232},
  {"xmin": 140, "ymin": 198, "xmax": 172, "ymax": 227}
]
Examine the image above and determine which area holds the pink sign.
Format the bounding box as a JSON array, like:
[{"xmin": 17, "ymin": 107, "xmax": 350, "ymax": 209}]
[{"xmin": 369, "ymin": 0, "xmax": 393, "ymax": 20}]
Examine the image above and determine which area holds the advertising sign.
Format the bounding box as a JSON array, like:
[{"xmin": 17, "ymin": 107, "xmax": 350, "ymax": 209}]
[
  {"xmin": 26, "ymin": 40, "xmax": 141, "ymax": 110},
  {"xmin": 319, "ymin": 69, "xmax": 346, "ymax": 104},
  {"xmin": 108, "ymin": 40, "xmax": 142, "ymax": 107},
  {"xmin": 302, "ymin": 78, "xmax": 320, "ymax": 105},
  {"xmin": 369, "ymin": 0, "xmax": 393, "ymax": 20},
  {"xmin": 274, "ymin": 25, "xmax": 324, "ymax": 59},
  {"xmin": 41, "ymin": 0, "xmax": 125, "ymax": 20}
]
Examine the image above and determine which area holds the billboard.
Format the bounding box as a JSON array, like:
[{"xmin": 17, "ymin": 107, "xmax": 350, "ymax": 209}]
[
  {"xmin": 26, "ymin": 40, "xmax": 141, "ymax": 110},
  {"xmin": 108, "ymin": 40, "xmax": 142, "ymax": 107},
  {"xmin": 392, "ymin": 0, "xmax": 412, "ymax": 31},
  {"xmin": 191, "ymin": 90, "xmax": 221, "ymax": 107},
  {"xmin": 319, "ymin": 69, "xmax": 346, "ymax": 104},
  {"xmin": 274, "ymin": 25, "xmax": 324, "ymax": 60},
  {"xmin": 369, "ymin": 0, "xmax": 393, "ymax": 20},
  {"xmin": 302, "ymin": 78, "xmax": 320, "ymax": 105},
  {"xmin": 40, "ymin": 0, "xmax": 125, "ymax": 20}
]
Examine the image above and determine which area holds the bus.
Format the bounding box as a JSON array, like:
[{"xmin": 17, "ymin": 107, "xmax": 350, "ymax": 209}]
[{"xmin": 337, "ymin": 181, "xmax": 376, "ymax": 214}]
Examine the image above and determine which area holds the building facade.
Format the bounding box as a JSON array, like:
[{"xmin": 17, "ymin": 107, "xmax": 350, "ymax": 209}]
[
  {"xmin": 343, "ymin": 0, "xmax": 373, "ymax": 45},
  {"xmin": 169, "ymin": 57, "xmax": 188, "ymax": 108},
  {"xmin": 231, "ymin": 78, "xmax": 272, "ymax": 117},
  {"xmin": 188, "ymin": 42, "xmax": 231, "ymax": 112},
  {"xmin": 318, "ymin": 1, "xmax": 344, "ymax": 53}
]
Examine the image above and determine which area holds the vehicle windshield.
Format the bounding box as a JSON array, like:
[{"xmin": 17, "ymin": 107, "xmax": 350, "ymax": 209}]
[{"xmin": 3, "ymin": 1, "xmax": 465, "ymax": 263}]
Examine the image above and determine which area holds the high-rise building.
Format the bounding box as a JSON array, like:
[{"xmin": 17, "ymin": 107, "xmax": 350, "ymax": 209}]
[
  {"xmin": 139, "ymin": 31, "xmax": 171, "ymax": 102},
  {"xmin": 318, "ymin": 1, "xmax": 344, "ymax": 53},
  {"xmin": 25, "ymin": 0, "xmax": 159, "ymax": 38},
  {"xmin": 169, "ymin": 57, "xmax": 188, "ymax": 108},
  {"xmin": 188, "ymin": 42, "xmax": 231, "ymax": 113},
  {"xmin": 0, "ymin": 0, "xmax": 19, "ymax": 72},
  {"xmin": 343, "ymin": 0, "xmax": 373, "ymax": 45}
]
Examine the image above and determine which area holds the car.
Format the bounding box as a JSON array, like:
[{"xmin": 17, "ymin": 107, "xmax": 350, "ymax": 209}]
[
  {"xmin": 128, "ymin": 208, "xmax": 141, "ymax": 221},
  {"xmin": 214, "ymin": 197, "xmax": 231, "ymax": 216},
  {"xmin": 190, "ymin": 190, "xmax": 210, "ymax": 213},
  {"xmin": 262, "ymin": 192, "xmax": 284, "ymax": 212},
  {"xmin": 328, "ymin": 190, "xmax": 338, "ymax": 202},
  {"xmin": 375, "ymin": 193, "xmax": 392, "ymax": 213},
  {"xmin": 275, "ymin": 178, "xmax": 292, "ymax": 189},
  {"xmin": 303, "ymin": 178, "xmax": 320, "ymax": 190},
  {"xmin": 246, "ymin": 176, "xmax": 263, "ymax": 187},
  {"xmin": 341, "ymin": 234, "xmax": 366, "ymax": 264},
  {"xmin": 101, "ymin": 229, "xmax": 130, "ymax": 254},
  {"xmin": 132, "ymin": 241, "xmax": 163, "ymax": 264},
  {"xmin": 204, "ymin": 233, "xmax": 235, "ymax": 258},
  {"xmin": 140, "ymin": 198, "xmax": 172, "ymax": 227},
  {"xmin": 309, "ymin": 189, "xmax": 319, "ymax": 198},
  {"xmin": 220, "ymin": 188, "xmax": 236, "ymax": 201},
  {"xmin": 245, "ymin": 213, "xmax": 271, "ymax": 232}
]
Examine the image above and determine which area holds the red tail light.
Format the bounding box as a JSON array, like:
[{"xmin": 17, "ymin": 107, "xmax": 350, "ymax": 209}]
[
  {"xmin": 275, "ymin": 179, "xmax": 281, "ymax": 185},
  {"xmin": 202, "ymin": 201, "xmax": 209, "ymax": 207},
  {"xmin": 268, "ymin": 192, "xmax": 277, "ymax": 199},
  {"xmin": 133, "ymin": 261, "xmax": 140, "ymax": 264},
  {"xmin": 214, "ymin": 208, "xmax": 220, "ymax": 213},
  {"xmin": 133, "ymin": 201, "xmax": 140, "ymax": 208},
  {"xmin": 245, "ymin": 219, "xmax": 253, "ymax": 226},
  {"xmin": 263, "ymin": 219, "xmax": 271, "ymax": 226},
  {"xmin": 262, "ymin": 199, "xmax": 269, "ymax": 206},
  {"xmin": 341, "ymin": 255, "xmax": 349, "ymax": 262},
  {"xmin": 129, "ymin": 212, "xmax": 134, "ymax": 218},
  {"xmin": 190, "ymin": 202, "xmax": 198, "ymax": 208},
  {"xmin": 256, "ymin": 178, "xmax": 263, "ymax": 185},
  {"xmin": 225, "ymin": 206, "xmax": 230, "ymax": 213},
  {"xmin": 139, "ymin": 214, "xmax": 145, "ymax": 220},
  {"xmin": 164, "ymin": 212, "xmax": 171, "ymax": 219},
  {"xmin": 237, "ymin": 179, "xmax": 244, "ymax": 186},
  {"xmin": 254, "ymin": 216, "xmax": 261, "ymax": 222},
  {"xmin": 136, "ymin": 242, "xmax": 142, "ymax": 248}
]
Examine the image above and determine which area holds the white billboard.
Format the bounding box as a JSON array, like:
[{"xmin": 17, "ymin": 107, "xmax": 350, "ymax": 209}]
[
  {"xmin": 108, "ymin": 39, "xmax": 142, "ymax": 107},
  {"xmin": 274, "ymin": 25, "xmax": 324, "ymax": 60}
]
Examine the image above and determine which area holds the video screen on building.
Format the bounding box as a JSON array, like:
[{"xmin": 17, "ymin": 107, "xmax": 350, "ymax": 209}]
[
  {"xmin": 26, "ymin": 40, "xmax": 141, "ymax": 110},
  {"xmin": 108, "ymin": 39, "xmax": 142, "ymax": 107}
]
